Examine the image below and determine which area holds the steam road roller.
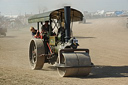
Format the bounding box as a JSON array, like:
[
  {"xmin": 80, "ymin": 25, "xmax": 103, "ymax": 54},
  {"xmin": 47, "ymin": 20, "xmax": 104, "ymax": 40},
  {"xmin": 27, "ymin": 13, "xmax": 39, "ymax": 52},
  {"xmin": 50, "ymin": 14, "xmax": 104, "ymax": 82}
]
[
  {"xmin": 28, "ymin": 6, "xmax": 93, "ymax": 77},
  {"xmin": 0, "ymin": 28, "xmax": 7, "ymax": 36}
]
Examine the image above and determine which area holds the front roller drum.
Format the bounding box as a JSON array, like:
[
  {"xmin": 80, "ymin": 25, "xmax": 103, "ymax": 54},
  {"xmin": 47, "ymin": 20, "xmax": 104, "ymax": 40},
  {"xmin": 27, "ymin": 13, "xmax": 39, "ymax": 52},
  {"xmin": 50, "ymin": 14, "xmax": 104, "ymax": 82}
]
[
  {"xmin": 57, "ymin": 50, "xmax": 92, "ymax": 77},
  {"xmin": 57, "ymin": 67, "xmax": 91, "ymax": 77},
  {"xmin": 29, "ymin": 39, "xmax": 45, "ymax": 70}
]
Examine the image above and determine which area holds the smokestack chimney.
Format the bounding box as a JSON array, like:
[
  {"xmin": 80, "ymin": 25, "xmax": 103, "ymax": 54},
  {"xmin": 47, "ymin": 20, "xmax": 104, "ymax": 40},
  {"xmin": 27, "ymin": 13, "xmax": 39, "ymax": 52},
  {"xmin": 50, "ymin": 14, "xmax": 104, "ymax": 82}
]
[{"xmin": 64, "ymin": 6, "xmax": 71, "ymax": 42}]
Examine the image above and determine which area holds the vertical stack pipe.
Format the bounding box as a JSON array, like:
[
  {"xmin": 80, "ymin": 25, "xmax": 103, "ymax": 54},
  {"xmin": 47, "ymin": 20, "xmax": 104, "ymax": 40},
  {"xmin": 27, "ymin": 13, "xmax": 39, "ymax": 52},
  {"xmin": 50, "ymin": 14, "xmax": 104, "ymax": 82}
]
[{"xmin": 64, "ymin": 6, "xmax": 71, "ymax": 42}]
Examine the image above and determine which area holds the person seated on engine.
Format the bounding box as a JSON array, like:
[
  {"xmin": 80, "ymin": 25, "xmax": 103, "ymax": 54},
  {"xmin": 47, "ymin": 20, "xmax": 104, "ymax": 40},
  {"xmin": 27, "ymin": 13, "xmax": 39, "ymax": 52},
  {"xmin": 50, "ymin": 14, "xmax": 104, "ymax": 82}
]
[
  {"xmin": 41, "ymin": 21, "xmax": 55, "ymax": 36},
  {"xmin": 41, "ymin": 21, "xmax": 50, "ymax": 32},
  {"xmin": 30, "ymin": 27, "xmax": 40, "ymax": 38}
]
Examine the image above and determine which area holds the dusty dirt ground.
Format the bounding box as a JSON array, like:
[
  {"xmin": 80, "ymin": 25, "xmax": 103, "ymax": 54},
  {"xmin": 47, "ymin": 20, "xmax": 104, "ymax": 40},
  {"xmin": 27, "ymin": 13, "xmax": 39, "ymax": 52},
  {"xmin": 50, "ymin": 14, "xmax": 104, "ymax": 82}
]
[{"xmin": 0, "ymin": 17, "xmax": 128, "ymax": 85}]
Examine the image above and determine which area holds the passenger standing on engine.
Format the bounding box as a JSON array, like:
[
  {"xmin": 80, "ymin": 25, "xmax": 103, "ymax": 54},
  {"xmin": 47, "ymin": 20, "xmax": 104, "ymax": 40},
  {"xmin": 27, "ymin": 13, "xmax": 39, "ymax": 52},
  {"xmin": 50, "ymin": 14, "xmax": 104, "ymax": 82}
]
[
  {"xmin": 57, "ymin": 21, "xmax": 65, "ymax": 42},
  {"xmin": 41, "ymin": 21, "xmax": 50, "ymax": 54}
]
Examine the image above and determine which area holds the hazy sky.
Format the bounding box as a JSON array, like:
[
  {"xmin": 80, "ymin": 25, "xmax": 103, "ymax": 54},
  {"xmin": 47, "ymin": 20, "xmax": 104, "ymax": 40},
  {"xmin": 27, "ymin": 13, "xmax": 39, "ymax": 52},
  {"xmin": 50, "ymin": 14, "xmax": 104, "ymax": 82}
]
[{"xmin": 0, "ymin": 0, "xmax": 128, "ymax": 15}]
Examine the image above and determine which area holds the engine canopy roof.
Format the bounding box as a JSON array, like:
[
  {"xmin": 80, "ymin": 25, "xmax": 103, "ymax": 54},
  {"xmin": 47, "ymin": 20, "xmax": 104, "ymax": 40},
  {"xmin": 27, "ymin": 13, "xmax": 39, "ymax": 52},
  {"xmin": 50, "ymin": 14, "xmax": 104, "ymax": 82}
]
[{"xmin": 28, "ymin": 7, "xmax": 83, "ymax": 23}]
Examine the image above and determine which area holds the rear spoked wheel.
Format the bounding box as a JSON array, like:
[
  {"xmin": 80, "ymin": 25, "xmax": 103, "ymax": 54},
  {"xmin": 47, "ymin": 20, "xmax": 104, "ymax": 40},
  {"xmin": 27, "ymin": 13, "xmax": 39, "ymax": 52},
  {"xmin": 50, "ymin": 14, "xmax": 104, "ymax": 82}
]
[{"xmin": 29, "ymin": 39, "xmax": 45, "ymax": 70}]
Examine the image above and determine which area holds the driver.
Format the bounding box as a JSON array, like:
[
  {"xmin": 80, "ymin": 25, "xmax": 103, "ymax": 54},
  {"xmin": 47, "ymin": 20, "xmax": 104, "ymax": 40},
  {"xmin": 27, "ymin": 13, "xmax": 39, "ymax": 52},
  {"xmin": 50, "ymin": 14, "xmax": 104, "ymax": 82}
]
[
  {"xmin": 41, "ymin": 21, "xmax": 50, "ymax": 33},
  {"xmin": 41, "ymin": 21, "xmax": 55, "ymax": 36}
]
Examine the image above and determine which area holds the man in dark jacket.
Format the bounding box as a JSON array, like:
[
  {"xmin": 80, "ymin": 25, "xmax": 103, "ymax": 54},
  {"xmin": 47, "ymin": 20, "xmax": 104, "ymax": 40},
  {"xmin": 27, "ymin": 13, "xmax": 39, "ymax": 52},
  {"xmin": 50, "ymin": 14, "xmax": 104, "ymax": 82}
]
[
  {"xmin": 30, "ymin": 27, "xmax": 40, "ymax": 38},
  {"xmin": 30, "ymin": 27, "xmax": 37, "ymax": 36},
  {"xmin": 41, "ymin": 21, "xmax": 50, "ymax": 32}
]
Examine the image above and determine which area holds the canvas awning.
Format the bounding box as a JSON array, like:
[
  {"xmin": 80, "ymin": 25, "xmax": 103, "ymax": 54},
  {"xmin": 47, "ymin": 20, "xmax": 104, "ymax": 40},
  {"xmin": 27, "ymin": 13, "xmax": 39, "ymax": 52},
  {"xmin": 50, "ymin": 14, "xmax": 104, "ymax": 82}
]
[{"xmin": 28, "ymin": 7, "xmax": 83, "ymax": 23}]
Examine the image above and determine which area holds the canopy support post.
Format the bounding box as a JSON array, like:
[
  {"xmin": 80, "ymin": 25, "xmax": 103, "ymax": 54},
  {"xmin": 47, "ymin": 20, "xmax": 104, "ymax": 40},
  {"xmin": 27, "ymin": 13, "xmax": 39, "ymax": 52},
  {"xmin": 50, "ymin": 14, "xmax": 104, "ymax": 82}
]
[{"xmin": 37, "ymin": 22, "xmax": 39, "ymax": 31}]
